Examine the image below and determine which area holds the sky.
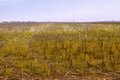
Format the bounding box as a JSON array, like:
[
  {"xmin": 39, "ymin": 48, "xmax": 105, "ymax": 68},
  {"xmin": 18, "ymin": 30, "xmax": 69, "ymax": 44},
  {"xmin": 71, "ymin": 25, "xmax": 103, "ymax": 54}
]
[{"xmin": 0, "ymin": 0, "xmax": 120, "ymax": 22}]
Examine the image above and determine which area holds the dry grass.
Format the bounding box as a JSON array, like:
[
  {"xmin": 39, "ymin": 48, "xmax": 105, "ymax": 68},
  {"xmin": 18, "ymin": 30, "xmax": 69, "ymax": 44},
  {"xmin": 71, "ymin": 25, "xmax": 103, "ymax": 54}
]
[{"xmin": 0, "ymin": 23, "xmax": 120, "ymax": 79}]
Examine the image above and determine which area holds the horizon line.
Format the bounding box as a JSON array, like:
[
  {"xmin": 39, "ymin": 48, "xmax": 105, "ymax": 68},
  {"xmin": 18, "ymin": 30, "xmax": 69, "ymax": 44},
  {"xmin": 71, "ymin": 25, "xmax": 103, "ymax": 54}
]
[{"xmin": 0, "ymin": 20, "xmax": 120, "ymax": 24}]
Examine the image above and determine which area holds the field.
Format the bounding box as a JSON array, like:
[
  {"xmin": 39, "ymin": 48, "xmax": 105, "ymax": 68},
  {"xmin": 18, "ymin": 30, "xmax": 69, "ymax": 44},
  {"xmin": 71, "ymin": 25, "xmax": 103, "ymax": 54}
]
[{"xmin": 0, "ymin": 22, "xmax": 120, "ymax": 80}]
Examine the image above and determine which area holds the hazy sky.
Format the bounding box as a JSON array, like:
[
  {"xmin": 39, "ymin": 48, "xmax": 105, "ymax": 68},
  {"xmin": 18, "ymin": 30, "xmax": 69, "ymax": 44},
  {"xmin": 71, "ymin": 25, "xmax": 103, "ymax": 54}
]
[{"xmin": 0, "ymin": 0, "xmax": 120, "ymax": 22}]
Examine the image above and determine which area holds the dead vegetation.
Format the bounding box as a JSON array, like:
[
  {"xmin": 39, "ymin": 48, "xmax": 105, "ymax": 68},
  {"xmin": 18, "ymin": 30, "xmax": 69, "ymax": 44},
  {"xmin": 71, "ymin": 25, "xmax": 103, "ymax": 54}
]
[{"xmin": 0, "ymin": 23, "xmax": 120, "ymax": 79}]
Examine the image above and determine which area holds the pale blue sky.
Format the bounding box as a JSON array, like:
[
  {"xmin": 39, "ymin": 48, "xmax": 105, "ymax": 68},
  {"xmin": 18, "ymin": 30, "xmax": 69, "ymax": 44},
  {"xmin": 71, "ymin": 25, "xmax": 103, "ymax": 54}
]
[{"xmin": 0, "ymin": 0, "xmax": 120, "ymax": 22}]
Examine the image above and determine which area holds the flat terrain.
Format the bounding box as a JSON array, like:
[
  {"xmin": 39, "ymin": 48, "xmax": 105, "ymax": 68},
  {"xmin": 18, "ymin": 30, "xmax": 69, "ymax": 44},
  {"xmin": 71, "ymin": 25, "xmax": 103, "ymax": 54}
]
[{"xmin": 0, "ymin": 22, "xmax": 120, "ymax": 80}]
